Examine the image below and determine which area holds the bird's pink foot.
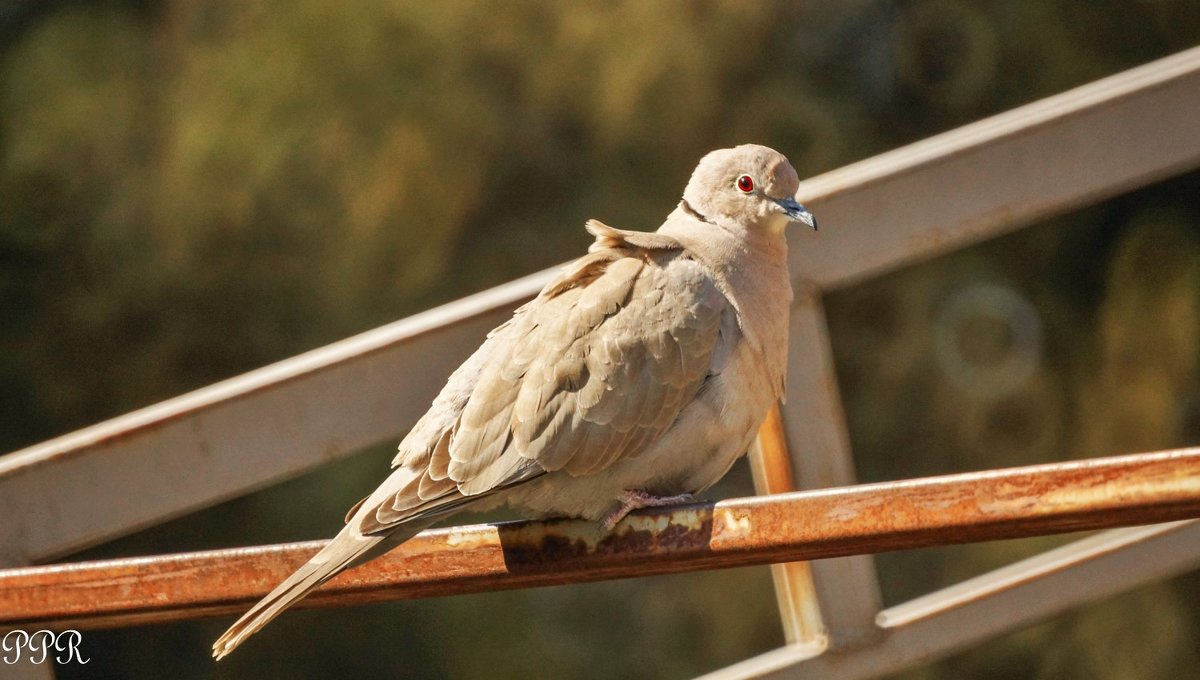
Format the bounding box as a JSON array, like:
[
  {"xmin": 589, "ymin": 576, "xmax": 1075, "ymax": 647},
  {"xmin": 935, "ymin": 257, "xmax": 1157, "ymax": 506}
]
[{"xmin": 600, "ymin": 490, "xmax": 697, "ymax": 531}]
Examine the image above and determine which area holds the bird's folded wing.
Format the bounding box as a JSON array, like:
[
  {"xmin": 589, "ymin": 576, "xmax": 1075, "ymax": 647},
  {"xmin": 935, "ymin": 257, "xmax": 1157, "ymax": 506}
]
[
  {"xmin": 450, "ymin": 236, "xmax": 730, "ymax": 494},
  {"xmin": 357, "ymin": 225, "xmax": 730, "ymax": 532}
]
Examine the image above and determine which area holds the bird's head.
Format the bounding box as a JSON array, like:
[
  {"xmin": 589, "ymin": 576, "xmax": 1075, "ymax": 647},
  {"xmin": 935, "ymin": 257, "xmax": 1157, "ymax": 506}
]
[{"xmin": 681, "ymin": 144, "xmax": 816, "ymax": 234}]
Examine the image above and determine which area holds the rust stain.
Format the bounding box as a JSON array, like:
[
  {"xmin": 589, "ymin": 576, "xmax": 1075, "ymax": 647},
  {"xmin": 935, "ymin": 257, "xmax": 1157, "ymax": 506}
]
[{"xmin": 444, "ymin": 529, "xmax": 501, "ymax": 549}]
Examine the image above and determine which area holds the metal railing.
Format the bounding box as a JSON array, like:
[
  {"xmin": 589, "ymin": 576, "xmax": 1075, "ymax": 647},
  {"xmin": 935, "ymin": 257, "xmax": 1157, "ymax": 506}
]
[
  {"xmin": 3, "ymin": 448, "xmax": 1198, "ymax": 632},
  {"xmin": 3, "ymin": 45, "xmax": 1200, "ymax": 680}
]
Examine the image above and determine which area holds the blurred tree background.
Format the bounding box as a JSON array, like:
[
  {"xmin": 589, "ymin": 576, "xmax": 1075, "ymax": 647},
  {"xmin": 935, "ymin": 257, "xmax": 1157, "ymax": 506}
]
[{"xmin": 2, "ymin": 1, "xmax": 1199, "ymax": 678}]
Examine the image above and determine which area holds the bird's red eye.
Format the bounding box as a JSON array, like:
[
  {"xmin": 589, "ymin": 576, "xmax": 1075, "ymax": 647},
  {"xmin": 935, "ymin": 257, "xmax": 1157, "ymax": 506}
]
[{"xmin": 736, "ymin": 175, "xmax": 754, "ymax": 193}]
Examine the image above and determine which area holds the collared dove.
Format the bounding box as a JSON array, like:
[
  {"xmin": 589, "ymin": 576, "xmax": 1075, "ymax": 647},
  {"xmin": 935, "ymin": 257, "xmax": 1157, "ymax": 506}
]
[{"xmin": 212, "ymin": 143, "xmax": 816, "ymax": 659}]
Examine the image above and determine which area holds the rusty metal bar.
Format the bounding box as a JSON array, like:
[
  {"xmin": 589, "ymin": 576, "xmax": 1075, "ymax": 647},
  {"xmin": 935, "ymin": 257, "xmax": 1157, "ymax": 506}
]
[
  {"xmin": 707, "ymin": 520, "xmax": 1200, "ymax": 680},
  {"xmin": 790, "ymin": 45, "xmax": 1200, "ymax": 290},
  {"xmin": 2, "ymin": 449, "xmax": 1197, "ymax": 632}
]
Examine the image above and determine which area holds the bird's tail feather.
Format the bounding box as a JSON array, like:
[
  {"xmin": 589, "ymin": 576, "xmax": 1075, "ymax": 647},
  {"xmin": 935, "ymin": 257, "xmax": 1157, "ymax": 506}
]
[{"xmin": 211, "ymin": 520, "xmax": 430, "ymax": 660}]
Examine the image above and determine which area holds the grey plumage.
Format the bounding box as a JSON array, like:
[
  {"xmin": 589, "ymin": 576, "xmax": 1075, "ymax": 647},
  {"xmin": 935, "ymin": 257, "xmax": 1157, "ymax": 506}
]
[{"xmin": 212, "ymin": 144, "xmax": 816, "ymax": 659}]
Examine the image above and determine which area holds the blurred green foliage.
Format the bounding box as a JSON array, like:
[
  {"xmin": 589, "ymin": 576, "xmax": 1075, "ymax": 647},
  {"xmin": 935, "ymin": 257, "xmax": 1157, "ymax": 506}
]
[{"xmin": 2, "ymin": 1, "xmax": 1199, "ymax": 679}]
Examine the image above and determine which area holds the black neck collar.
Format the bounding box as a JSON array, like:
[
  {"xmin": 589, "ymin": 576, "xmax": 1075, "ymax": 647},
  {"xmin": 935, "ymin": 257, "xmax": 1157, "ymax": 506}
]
[{"xmin": 679, "ymin": 198, "xmax": 716, "ymax": 225}]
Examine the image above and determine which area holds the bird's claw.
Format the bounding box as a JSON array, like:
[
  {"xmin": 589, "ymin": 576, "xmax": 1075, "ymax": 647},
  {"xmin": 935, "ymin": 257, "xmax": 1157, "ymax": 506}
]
[{"xmin": 600, "ymin": 490, "xmax": 697, "ymax": 531}]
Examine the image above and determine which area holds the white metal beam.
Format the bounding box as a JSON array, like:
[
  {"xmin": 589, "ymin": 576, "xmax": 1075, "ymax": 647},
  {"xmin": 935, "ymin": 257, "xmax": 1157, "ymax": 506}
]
[
  {"xmin": 789, "ymin": 45, "xmax": 1200, "ymax": 290},
  {"xmin": 699, "ymin": 521, "xmax": 1200, "ymax": 680},
  {"xmin": 0, "ymin": 272, "xmax": 549, "ymax": 565},
  {"xmin": 774, "ymin": 290, "xmax": 884, "ymax": 649}
]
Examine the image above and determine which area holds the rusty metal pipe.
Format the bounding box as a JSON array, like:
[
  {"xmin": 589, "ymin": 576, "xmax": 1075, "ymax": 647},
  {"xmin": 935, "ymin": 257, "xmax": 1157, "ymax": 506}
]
[{"xmin": 2, "ymin": 448, "xmax": 1198, "ymax": 631}]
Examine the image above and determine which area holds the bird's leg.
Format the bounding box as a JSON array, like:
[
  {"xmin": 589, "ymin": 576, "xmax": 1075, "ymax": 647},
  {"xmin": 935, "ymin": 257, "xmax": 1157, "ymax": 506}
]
[{"xmin": 600, "ymin": 489, "xmax": 697, "ymax": 531}]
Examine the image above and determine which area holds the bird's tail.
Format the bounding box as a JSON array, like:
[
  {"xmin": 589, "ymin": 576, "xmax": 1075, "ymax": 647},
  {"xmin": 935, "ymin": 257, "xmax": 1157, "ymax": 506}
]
[{"xmin": 211, "ymin": 519, "xmax": 430, "ymax": 660}]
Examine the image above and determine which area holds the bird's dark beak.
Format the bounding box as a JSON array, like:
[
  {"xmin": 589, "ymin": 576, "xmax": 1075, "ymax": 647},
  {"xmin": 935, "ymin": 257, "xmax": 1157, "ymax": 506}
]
[{"xmin": 776, "ymin": 196, "xmax": 817, "ymax": 230}]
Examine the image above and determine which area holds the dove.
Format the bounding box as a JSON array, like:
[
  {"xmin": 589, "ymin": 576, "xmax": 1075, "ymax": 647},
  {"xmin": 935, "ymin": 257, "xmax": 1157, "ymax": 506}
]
[{"xmin": 212, "ymin": 144, "xmax": 816, "ymax": 659}]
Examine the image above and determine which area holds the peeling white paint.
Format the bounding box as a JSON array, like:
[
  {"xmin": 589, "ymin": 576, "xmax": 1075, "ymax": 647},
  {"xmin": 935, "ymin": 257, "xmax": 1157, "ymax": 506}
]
[{"xmin": 444, "ymin": 530, "xmax": 501, "ymax": 548}]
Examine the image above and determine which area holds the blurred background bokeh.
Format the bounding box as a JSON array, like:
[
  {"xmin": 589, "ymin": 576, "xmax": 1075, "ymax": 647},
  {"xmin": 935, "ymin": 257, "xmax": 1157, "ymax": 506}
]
[{"xmin": 2, "ymin": 1, "xmax": 1199, "ymax": 678}]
